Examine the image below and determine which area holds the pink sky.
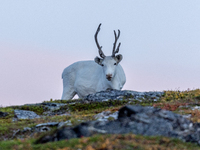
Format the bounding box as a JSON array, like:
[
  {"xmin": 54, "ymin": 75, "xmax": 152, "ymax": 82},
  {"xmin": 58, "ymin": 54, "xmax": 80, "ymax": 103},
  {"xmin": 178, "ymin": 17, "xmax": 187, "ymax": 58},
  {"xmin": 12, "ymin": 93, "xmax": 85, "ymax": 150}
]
[{"xmin": 0, "ymin": 1, "xmax": 200, "ymax": 106}]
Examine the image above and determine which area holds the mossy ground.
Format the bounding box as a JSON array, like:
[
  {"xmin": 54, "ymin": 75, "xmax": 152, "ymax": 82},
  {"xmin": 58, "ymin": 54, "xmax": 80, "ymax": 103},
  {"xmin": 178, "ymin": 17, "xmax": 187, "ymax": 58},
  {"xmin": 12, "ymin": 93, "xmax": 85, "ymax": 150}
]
[
  {"xmin": 0, "ymin": 89, "xmax": 200, "ymax": 149},
  {"xmin": 0, "ymin": 134, "xmax": 200, "ymax": 150}
]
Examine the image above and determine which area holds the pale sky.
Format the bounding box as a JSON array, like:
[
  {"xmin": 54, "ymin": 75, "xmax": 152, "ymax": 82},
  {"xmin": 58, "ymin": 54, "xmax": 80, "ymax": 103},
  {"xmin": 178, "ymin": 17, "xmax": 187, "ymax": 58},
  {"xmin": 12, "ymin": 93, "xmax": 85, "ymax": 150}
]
[{"xmin": 0, "ymin": 1, "xmax": 200, "ymax": 106}]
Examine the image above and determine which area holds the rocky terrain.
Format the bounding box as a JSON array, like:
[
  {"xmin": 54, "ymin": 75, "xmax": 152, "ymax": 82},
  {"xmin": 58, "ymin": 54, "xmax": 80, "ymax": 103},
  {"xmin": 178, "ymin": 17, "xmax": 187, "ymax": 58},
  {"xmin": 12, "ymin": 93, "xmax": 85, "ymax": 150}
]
[{"xmin": 1, "ymin": 89, "xmax": 200, "ymax": 149}]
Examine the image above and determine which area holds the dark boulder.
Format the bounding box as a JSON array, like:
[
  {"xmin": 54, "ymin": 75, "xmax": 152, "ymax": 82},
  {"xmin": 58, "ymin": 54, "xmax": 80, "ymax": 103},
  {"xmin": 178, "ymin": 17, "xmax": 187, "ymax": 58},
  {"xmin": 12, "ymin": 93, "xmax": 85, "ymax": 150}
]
[{"xmin": 35, "ymin": 105, "xmax": 200, "ymax": 145}]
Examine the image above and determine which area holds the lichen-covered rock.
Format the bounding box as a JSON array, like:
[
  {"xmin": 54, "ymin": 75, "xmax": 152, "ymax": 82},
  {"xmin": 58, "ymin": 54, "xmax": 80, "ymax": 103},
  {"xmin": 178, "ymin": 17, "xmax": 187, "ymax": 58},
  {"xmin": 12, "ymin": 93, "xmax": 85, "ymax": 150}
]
[
  {"xmin": 93, "ymin": 111, "xmax": 118, "ymax": 121},
  {"xmin": 14, "ymin": 110, "xmax": 40, "ymax": 120},
  {"xmin": 84, "ymin": 89, "xmax": 164, "ymax": 102}
]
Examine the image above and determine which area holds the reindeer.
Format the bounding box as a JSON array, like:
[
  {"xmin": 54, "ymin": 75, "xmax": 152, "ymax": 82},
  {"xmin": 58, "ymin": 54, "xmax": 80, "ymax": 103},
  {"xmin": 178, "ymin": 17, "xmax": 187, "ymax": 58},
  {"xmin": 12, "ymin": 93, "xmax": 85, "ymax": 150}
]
[{"xmin": 61, "ymin": 24, "xmax": 126, "ymax": 100}]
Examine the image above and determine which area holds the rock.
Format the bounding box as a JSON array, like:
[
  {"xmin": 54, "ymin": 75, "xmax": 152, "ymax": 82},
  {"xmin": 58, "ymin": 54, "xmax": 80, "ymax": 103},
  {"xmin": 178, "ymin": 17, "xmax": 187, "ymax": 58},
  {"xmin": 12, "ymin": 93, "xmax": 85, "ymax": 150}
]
[
  {"xmin": 36, "ymin": 105, "xmax": 200, "ymax": 145},
  {"xmin": 192, "ymin": 106, "xmax": 200, "ymax": 110},
  {"xmin": 22, "ymin": 127, "xmax": 32, "ymax": 132},
  {"xmin": 58, "ymin": 120, "xmax": 72, "ymax": 128},
  {"xmin": 35, "ymin": 122, "xmax": 104, "ymax": 144},
  {"xmin": 57, "ymin": 127, "xmax": 77, "ymax": 141},
  {"xmin": 36, "ymin": 122, "xmax": 59, "ymax": 128},
  {"xmin": 34, "ymin": 122, "xmax": 60, "ymax": 133},
  {"xmin": 93, "ymin": 111, "xmax": 118, "ymax": 122},
  {"xmin": 14, "ymin": 110, "xmax": 40, "ymax": 120},
  {"xmin": 13, "ymin": 122, "xmax": 60, "ymax": 138},
  {"xmin": 84, "ymin": 89, "xmax": 164, "ymax": 102},
  {"xmin": 0, "ymin": 111, "xmax": 8, "ymax": 118},
  {"xmin": 36, "ymin": 126, "xmax": 51, "ymax": 132},
  {"xmin": 41, "ymin": 103, "xmax": 68, "ymax": 111}
]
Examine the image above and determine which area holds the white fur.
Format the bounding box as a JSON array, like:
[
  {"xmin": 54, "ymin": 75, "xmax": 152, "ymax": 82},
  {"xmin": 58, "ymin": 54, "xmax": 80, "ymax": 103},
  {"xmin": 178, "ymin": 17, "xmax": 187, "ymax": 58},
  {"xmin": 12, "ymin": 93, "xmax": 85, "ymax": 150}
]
[{"xmin": 61, "ymin": 56, "xmax": 126, "ymax": 100}]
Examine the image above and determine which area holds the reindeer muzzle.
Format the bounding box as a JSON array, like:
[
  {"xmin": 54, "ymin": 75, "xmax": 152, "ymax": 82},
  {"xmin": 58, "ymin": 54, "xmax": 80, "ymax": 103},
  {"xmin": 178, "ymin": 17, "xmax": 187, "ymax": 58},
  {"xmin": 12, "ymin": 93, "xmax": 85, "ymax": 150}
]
[{"xmin": 106, "ymin": 74, "xmax": 112, "ymax": 81}]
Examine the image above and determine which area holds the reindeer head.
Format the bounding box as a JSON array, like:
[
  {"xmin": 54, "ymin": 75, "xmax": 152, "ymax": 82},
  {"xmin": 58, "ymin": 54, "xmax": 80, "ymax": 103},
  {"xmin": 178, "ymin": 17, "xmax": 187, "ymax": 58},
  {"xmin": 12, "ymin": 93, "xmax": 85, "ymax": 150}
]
[{"xmin": 94, "ymin": 23, "xmax": 123, "ymax": 81}]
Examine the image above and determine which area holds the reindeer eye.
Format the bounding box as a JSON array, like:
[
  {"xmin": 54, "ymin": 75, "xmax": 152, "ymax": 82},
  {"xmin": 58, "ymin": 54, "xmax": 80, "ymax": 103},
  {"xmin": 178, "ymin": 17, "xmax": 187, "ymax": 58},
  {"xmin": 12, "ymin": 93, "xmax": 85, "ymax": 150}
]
[
  {"xmin": 114, "ymin": 63, "xmax": 117, "ymax": 65},
  {"xmin": 101, "ymin": 64, "xmax": 104, "ymax": 66}
]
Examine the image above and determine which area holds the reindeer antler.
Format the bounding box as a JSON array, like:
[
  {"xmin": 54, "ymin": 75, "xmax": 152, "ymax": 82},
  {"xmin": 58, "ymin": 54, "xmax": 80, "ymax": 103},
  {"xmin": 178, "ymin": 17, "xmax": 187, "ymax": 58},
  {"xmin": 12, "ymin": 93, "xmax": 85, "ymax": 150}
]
[
  {"xmin": 95, "ymin": 23, "xmax": 105, "ymax": 58},
  {"xmin": 112, "ymin": 29, "xmax": 121, "ymax": 57}
]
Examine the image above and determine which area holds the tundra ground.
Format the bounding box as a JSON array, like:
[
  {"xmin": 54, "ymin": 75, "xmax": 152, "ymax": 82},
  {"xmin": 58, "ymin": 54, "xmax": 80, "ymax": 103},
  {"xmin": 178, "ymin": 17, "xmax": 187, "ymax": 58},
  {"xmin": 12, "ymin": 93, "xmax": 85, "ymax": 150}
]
[{"xmin": 0, "ymin": 89, "xmax": 200, "ymax": 150}]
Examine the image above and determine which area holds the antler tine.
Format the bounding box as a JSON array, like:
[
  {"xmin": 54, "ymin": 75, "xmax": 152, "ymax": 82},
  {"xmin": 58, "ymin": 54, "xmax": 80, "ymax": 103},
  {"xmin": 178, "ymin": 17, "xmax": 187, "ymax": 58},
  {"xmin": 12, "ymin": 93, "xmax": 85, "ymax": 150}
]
[
  {"xmin": 94, "ymin": 23, "xmax": 105, "ymax": 58},
  {"xmin": 115, "ymin": 42, "xmax": 121, "ymax": 54},
  {"xmin": 112, "ymin": 29, "xmax": 121, "ymax": 56}
]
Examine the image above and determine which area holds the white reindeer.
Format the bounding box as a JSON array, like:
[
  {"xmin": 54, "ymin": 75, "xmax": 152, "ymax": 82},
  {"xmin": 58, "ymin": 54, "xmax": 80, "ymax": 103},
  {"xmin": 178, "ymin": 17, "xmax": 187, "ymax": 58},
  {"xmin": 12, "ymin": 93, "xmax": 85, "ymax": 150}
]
[{"xmin": 61, "ymin": 24, "xmax": 126, "ymax": 100}]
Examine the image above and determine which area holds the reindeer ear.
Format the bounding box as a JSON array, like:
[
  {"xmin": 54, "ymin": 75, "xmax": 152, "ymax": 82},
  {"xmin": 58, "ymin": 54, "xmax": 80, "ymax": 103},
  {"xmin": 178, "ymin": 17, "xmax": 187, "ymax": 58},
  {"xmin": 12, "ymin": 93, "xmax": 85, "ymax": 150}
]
[
  {"xmin": 115, "ymin": 54, "xmax": 123, "ymax": 63},
  {"xmin": 94, "ymin": 56, "xmax": 103, "ymax": 65}
]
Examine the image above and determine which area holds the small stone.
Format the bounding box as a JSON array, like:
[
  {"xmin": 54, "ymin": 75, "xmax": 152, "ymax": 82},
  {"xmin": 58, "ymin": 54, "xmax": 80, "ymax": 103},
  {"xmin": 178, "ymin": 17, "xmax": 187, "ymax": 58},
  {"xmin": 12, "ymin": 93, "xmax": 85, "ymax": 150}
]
[
  {"xmin": 23, "ymin": 127, "xmax": 32, "ymax": 132},
  {"xmin": 39, "ymin": 126, "xmax": 51, "ymax": 132},
  {"xmin": 36, "ymin": 122, "xmax": 59, "ymax": 128},
  {"xmin": 14, "ymin": 110, "xmax": 40, "ymax": 120},
  {"xmin": 0, "ymin": 111, "xmax": 8, "ymax": 118},
  {"xmin": 93, "ymin": 111, "xmax": 118, "ymax": 122}
]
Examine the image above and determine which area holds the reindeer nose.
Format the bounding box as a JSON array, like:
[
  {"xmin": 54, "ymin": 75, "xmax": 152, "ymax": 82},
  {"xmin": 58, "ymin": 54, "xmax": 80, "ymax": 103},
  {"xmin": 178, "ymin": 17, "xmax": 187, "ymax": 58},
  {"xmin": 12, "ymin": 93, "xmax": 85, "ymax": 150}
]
[{"xmin": 106, "ymin": 74, "xmax": 112, "ymax": 81}]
